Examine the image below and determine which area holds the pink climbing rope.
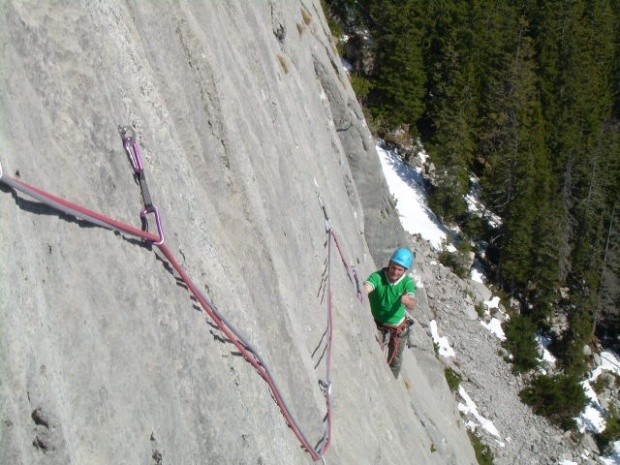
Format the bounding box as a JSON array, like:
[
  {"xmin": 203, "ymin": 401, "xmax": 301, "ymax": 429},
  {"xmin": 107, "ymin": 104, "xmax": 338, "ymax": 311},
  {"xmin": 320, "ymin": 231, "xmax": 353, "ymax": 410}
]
[
  {"xmin": 316, "ymin": 190, "xmax": 364, "ymax": 303},
  {"xmin": 1, "ymin": 170, "xmax": 325, "ymax": 460},
  {"xmin": 313, "ymin": 189, "xmax": 368, "ymax": 455},
  {"xmin": 0, "ymin": 142, "xmax": 362, "ymax": 462},
  {"xmin": 321, "ymin": 229, "xmax": 335, "ymax": 455}
]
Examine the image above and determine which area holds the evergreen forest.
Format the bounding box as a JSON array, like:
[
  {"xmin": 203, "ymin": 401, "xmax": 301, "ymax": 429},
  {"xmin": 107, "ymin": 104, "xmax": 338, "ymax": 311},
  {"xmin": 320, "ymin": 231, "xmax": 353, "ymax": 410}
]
[{"xmin": 324, "ymin": 0, "xmax": 620, "ymax": 381}]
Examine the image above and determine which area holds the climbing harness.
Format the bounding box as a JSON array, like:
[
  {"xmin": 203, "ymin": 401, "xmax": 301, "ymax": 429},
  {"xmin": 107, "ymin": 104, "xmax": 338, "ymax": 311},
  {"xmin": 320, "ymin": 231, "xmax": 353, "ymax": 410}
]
[
  {"xmin": 0, "ymin": 130, "xmax": 363, "ymax": 462},
  {"xmin": 377, "ymin": 317, "xmax": 414, "ymax": 365}
]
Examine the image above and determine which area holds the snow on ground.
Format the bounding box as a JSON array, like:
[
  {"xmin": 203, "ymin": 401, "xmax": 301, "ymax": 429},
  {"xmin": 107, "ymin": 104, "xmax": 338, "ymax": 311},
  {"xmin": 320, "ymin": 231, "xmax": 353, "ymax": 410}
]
[
  {"xmin": 471, "ymin": 266, "xmax": 485, "ymax": 283},
  {"xmin": 479, "ymin": 296, "xmax": 507, "ymax": 340},
  {"xmin": 464, "ymin": 173, "xmax": 502, "ymax": 228},
  {"xmin": 484, "ymin": 296, "xmax": 501, "ymax": 312},
  {"xmin": 601, "ymin": 443, "xmax": 620, "ymax": 465},
  {"xmin": 375, "ymin": 142, "xmax": 620, "ymax": 464},
  {"xmin": 458, "ymin": 385, "xmax": 505, "ymax": 446},
  {"xmin": 536, "ymin": 334, "xmax": 557, "ymax": 366},
  {"xmin": 375, "ymin": 144, "xmax": 446, "ymax": 249},
  {"xmin": 481, "ymin": 318, "xmax": 506, "ymax": 341},
  {"xmin": 429, "ymin": 320, "xmax": 456, "ymax": 358},
  {"xmin": 577, "ymin": 351, "xmax": 620, "ymax": 436}
]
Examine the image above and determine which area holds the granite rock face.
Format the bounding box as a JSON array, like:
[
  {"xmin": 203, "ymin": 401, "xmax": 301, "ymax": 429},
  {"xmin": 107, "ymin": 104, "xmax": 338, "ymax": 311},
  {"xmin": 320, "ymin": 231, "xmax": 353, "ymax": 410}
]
[{"xmin": 0, "ymin": 2, "xmax": 476, "ymax": 464}]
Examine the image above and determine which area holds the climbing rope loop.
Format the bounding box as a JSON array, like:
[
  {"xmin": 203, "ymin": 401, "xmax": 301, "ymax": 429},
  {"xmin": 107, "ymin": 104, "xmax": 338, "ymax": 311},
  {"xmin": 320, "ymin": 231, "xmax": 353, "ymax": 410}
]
[
  {"xmin": 315, "ymin": 187, "xmax": 364, "ymax": 303},
  {"xmin": 311, "ymin": 186, "xmax": 370, "ymax": 455}
]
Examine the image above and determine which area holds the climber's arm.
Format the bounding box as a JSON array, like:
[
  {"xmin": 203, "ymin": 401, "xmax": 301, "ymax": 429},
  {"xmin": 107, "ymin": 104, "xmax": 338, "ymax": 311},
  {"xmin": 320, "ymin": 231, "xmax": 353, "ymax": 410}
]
[{"xmin": 401, "ymin": 293, "xmax": 416, "ymax": 311}]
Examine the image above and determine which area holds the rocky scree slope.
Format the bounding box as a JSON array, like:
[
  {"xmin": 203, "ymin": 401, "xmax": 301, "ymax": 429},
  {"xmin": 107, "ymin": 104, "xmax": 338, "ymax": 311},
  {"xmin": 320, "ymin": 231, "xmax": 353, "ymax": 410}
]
[
  {"xmin": 0, "ymin": 2, "xmax": 476, "ymax": 464},
  {"xmin": 410, "ymin": 234, "xmax": 605, "ymax": 465}
]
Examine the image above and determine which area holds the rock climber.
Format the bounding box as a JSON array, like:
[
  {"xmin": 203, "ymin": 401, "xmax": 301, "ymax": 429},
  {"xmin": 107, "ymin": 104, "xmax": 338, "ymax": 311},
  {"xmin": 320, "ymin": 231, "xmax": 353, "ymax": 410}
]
[{"xmin": 364, "ymin": 247, "xmax": 417, "ymax": 378}]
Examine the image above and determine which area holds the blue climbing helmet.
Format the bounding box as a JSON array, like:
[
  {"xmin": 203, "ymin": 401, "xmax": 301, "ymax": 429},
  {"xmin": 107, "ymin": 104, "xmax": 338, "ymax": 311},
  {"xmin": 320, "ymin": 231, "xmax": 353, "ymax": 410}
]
[{"xmin": 390, "ymin": 247, "xmax": 414, "ymax": 269}]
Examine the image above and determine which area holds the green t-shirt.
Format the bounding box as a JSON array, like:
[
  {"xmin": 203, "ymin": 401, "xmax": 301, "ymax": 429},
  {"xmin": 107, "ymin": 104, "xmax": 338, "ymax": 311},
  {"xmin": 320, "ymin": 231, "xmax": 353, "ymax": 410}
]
[{"xmin": 366, "ymin": 268, "xmax": 416, "ymax": 325}]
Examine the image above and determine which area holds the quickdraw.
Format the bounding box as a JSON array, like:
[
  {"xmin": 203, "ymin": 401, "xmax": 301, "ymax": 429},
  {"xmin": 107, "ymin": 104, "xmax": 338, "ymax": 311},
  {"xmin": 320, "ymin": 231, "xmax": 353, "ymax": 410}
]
[{"xmin": 119, "ymin": 126, "xmax": 164, "ymax": 244}]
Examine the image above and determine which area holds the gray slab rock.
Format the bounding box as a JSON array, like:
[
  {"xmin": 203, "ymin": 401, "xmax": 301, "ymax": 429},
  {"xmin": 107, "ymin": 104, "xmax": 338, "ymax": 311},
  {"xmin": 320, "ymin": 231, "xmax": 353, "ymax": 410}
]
[{"xmin": 0, "ymin": 2, "xmax": 477, "ymax": 465}]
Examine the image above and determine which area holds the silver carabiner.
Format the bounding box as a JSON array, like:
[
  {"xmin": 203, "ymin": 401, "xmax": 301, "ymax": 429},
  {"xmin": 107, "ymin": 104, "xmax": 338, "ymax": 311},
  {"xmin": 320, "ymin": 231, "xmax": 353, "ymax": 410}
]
[{"xmin": 119, "ymin": 125, "xmax": 144, "ymax": 174}]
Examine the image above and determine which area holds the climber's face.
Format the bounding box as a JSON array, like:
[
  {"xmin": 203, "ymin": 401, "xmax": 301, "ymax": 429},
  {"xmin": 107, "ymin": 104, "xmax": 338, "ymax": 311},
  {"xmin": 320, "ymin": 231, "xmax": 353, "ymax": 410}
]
[{"xmin": 387, "ymin": 261, "xmax": 407, "ymax": 283}]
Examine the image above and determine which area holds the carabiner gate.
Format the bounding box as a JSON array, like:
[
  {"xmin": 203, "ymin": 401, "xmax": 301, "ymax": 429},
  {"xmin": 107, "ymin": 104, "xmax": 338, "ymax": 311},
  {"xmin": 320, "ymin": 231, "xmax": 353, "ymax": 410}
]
[
  {"xmin": 119, "ymin": 125, "xmax": 144, "ymax": 174},
  {"xmin": 140, "ymin": 205, "xmax": 165, "ymax": 245}
]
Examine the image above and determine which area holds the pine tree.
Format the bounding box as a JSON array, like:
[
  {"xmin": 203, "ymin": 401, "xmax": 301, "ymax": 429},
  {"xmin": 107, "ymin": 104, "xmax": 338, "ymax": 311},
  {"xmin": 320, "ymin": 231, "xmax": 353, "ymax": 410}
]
[
  {"xmin": 593, "ymin": 124, "xmax": 620, "ymax": 346},
  {"xmin": 361, "ymin": 0, "xmax": 426, "ymax": 130},
  {"xmin": 480, "ymin": 15, "xmax": 562, "ymax": 314},
  {"xmin": 418, "ymin": 0, "xmax": 479, "ymax": 221},
  {"xmin": 325, "ymin": 0, "xmax": 620, "ymax": 361},
  {"xmin": 530, "ymin": 0, "xmax": 619, "ymax": 365}
]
